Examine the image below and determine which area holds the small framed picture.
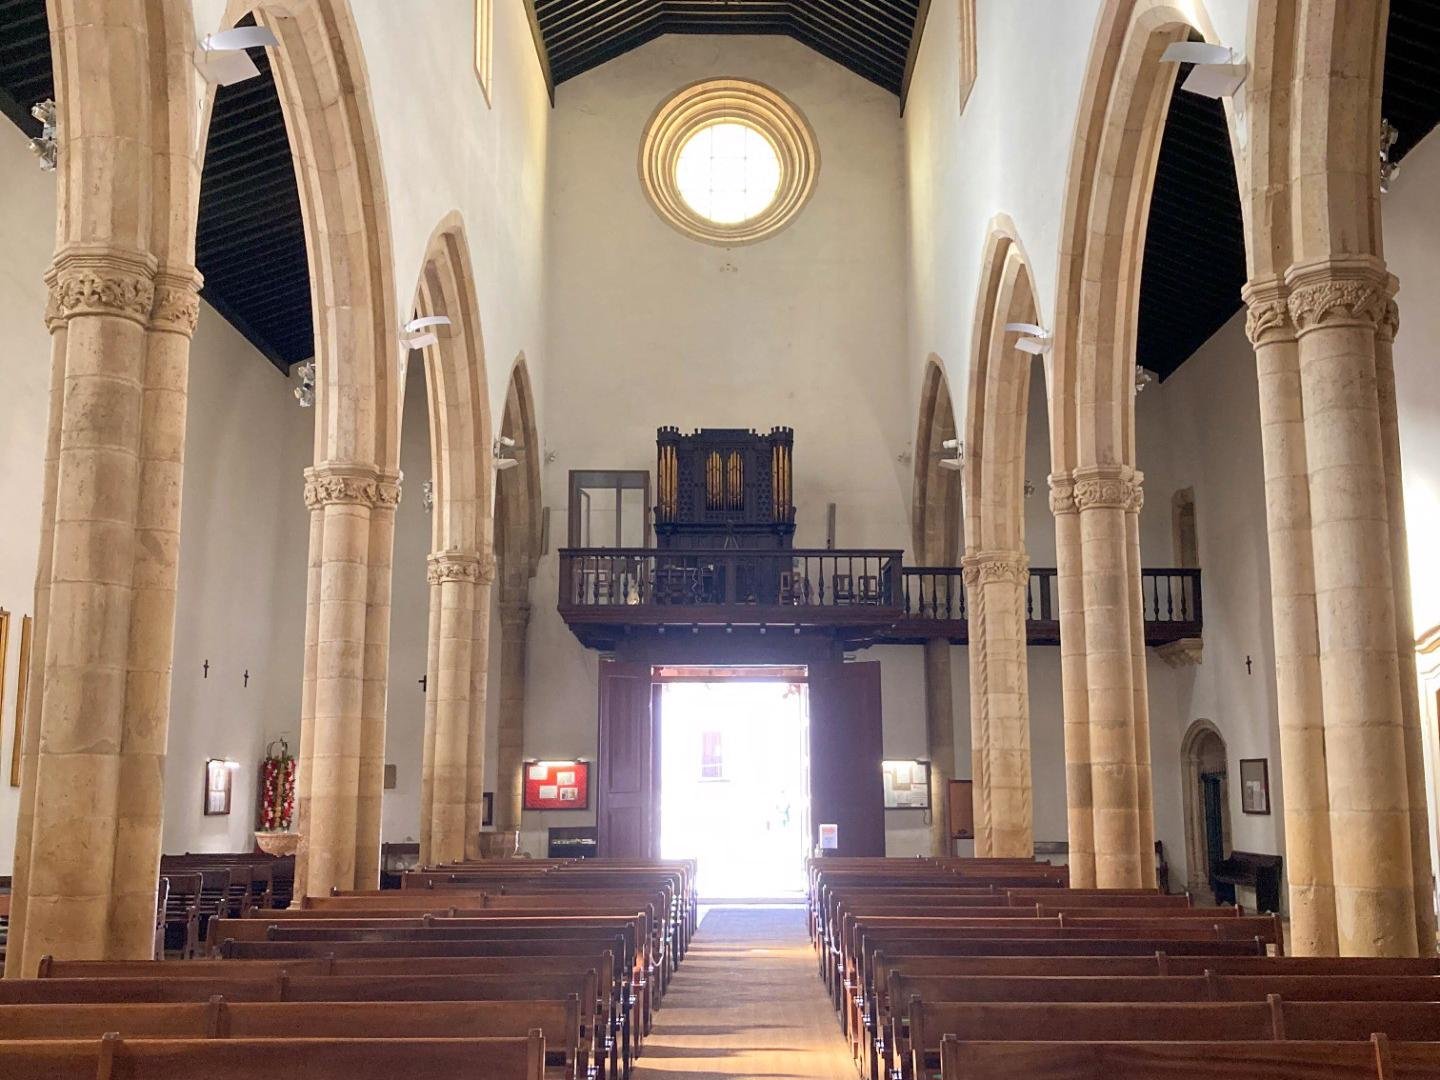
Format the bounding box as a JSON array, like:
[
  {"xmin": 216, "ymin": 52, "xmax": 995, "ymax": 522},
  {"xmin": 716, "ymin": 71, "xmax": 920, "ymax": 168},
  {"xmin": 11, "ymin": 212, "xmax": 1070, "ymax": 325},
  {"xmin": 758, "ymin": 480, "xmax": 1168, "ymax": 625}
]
[
  {"xmin": 482, "ymin": 791, "xmax": 494, "ymax": 827},
  {"xmin": 204, "ymin": 758, "xmax": 234, "ymax": 816},
  {"xmin": 1240, "ymin": 758, "xmax": 1270, "ymax": 815}
]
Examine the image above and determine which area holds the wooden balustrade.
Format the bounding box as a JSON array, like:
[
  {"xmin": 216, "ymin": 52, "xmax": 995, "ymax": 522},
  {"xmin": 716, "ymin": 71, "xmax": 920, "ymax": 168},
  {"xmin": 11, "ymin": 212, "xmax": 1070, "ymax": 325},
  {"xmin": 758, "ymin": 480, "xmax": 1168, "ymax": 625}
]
[{"xmin": 557, "ymin": 550, "xmax": 1202, "ymax": 649}]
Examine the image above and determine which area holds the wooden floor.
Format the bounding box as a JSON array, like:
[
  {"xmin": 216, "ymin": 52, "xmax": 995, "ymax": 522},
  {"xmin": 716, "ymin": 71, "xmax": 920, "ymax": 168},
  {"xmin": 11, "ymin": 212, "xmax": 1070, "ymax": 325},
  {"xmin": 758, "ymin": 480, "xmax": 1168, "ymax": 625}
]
[{"xmin": 634, "ymin": 906, "xmax": 855, "ymax": 1079}]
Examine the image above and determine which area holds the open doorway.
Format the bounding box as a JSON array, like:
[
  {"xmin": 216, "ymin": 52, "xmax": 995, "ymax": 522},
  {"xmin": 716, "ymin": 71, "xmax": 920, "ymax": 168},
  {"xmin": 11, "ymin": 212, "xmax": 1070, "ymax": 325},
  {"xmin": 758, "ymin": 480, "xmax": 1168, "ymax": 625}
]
[
  {"xmin": 1181, "ymin": 719, "xmax": 1231, "ymax": 904},
  {"xmin": 657, "ymin": 671, "xmax": 810, "ymax": 900}
]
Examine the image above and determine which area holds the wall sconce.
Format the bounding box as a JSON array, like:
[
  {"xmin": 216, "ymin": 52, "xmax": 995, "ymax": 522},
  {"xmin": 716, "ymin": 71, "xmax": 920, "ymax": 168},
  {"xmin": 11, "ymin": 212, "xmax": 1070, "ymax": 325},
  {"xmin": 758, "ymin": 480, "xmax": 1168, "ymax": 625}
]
[
  {"xmin": 938, "ymin": 438, "xmax": 964, "ymax": 471},
  {"xmin": 27, "ymin": 99, "xmax": 56, "ymax": 172},
  {"xmin": 494, "ymin": 435, "xmax": 520, "ymax": 471},
  {"xmin": 293, "ymin": 359, "xmax": 315, "ymax": 407}
]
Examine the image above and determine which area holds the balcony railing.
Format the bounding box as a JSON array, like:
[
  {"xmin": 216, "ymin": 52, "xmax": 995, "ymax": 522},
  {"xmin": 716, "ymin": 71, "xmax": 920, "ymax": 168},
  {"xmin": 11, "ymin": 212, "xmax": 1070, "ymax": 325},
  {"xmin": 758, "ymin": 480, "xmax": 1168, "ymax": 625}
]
[
  {"xmin": 557, "ymin": 548, "xmax": 1202, "ymax": 649},
  {"xmin": 894, "ymin": 566, "xmax": 1202, "ymax": 646}
]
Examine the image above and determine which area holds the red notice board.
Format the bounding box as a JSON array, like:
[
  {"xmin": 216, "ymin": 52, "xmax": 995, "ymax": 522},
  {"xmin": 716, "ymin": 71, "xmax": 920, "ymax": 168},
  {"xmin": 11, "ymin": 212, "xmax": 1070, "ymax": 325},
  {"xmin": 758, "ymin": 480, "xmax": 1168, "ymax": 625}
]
[{"xmin": 522, "ymin": 761, "xmax": 590, "ymax": 811}]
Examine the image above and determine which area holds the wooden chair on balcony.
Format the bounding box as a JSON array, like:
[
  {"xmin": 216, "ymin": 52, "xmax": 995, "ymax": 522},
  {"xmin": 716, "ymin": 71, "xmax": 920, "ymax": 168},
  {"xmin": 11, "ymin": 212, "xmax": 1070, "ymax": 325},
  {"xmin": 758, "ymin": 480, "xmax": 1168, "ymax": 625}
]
[
  {"xmin": 857, "ymin": 575, "xmax": 881, "ymax": 604},
  {"xmin": 778, "ymin": 571, "xmax": 810, "ymax": 606},
  {"xmin": 656, "ymin": 566, "xmax": 696, "ymax": 605},
  {"xmin": 832, "ymin": 574, "xmax": 855, "ymax": 604}
]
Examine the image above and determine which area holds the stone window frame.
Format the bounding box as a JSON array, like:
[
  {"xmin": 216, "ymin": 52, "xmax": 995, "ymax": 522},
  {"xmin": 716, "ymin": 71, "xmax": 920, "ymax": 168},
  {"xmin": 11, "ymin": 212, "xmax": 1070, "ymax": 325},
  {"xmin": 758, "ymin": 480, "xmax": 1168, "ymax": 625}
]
[
  {"xmin": 640, "ymin": 78, "xmax": 820, "ymax": 247},
  {"xmin": 958, "ymin": 0, "xmax": 977, "ymax": 113}
]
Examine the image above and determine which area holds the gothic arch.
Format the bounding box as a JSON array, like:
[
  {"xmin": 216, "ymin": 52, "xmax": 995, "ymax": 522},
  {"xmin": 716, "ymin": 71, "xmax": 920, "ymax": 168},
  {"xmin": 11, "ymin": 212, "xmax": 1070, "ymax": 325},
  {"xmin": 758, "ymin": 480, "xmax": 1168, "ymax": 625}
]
[
  {"xmin": 495, "ymin": 356, "xmax": 543, "ymax": 585},
  {"xmin": 1051, "ymin": 0, "xmax": 1238, "ymax": 472},
  {"xmin": 963, "ymin": 216, "xmax": 1043, "ymax": 555},
  {"xmin": 1179, "ymin": 718, "xmax": 1231, "ymax": 902},
  {"xmin": 912, "ymin": 357, "xmax": 961, "ymax": 565},
  {"xmin": 218, "ymin": 0, "xmax": 401, "ymax": 471}
]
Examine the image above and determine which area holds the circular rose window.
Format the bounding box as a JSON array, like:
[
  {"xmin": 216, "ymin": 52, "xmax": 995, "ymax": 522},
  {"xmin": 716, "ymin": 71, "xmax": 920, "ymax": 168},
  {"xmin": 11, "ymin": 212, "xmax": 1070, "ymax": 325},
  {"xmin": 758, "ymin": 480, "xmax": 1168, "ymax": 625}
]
[{"xmin": 641, "ymin": 79, "xmax": 819, "ymax": 245}]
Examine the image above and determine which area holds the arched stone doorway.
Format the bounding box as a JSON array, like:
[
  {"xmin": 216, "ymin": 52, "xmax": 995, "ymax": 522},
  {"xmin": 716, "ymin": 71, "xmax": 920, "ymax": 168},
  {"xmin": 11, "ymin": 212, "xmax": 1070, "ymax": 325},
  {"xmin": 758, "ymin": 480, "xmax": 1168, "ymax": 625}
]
[{"xmin": 1180, "ymin": 719, "xmax": 1230, "ymax": 904}]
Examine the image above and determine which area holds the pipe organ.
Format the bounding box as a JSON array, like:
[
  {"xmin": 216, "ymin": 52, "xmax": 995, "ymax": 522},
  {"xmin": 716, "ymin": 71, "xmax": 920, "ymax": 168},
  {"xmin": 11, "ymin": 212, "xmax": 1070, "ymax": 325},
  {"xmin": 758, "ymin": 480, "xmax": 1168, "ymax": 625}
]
[{"xmin": 655, "ymin": 427, "xmax": 795, "ymax": 550}]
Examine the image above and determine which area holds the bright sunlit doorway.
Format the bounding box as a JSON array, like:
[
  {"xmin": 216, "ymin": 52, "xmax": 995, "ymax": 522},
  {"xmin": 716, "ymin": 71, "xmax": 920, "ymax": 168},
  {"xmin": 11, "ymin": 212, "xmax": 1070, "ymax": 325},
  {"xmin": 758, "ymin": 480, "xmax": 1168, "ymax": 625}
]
[{"xmin": 658, "ymin": 668, "xmax": 810, "ymax": 900}]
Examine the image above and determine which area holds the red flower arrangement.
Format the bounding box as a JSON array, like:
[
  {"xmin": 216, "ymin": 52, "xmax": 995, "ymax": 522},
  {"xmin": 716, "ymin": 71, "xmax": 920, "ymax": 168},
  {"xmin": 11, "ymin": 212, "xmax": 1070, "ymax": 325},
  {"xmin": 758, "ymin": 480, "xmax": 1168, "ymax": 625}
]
[{"xmin": 258, "ymin": 738, "xmax": 296, "ymax": 832}]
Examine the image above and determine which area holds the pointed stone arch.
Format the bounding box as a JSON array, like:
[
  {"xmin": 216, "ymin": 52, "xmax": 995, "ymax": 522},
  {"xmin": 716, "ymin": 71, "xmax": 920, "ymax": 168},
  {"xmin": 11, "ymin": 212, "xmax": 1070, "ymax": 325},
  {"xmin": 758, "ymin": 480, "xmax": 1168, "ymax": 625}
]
[
  {"xmin": 912, "ymin": 357, "xmax": 962, "ymax": 566},
  {"xmin": 960, "ymin": 218, "xmax": 1043, "ymax": 859},
  {"xmin": 493, "ymin": 356, "xmax": 544, "ymax": 834},
  {"xmin": 409, "ymin": 214, "xmax": 497, "ymax": 866}
]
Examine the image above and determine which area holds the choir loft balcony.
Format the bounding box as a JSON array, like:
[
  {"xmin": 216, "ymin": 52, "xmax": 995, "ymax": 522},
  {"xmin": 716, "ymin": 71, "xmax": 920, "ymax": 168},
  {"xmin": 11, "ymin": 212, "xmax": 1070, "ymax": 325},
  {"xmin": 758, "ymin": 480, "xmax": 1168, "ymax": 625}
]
[{"xmin": 557, "ymin": 549, "xmax": 1203, "ymax": 651}]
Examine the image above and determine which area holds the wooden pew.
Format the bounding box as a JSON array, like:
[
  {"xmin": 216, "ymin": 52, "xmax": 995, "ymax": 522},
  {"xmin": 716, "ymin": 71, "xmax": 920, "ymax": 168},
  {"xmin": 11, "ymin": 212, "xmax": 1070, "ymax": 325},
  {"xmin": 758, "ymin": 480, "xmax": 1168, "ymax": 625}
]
[
  {"xmin": 937, "ymin": 1035, "xmax": 1440, "ymax": 1080},
  {"xmin": 0, "ymin": 1000, "xmax": 582, "ymax": 1079},
  {"xmin": 0, "ymin": 1033, "xmax": 545, "ymax": 1080}
]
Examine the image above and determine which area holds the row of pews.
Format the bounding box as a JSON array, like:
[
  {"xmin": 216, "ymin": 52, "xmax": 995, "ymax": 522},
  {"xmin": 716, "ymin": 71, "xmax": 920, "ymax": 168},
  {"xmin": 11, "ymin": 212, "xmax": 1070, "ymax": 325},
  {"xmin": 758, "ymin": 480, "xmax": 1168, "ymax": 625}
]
[
  {"xmin": 158, "ymin": 852, "xmax": 296, "ymax": 958},
  {"xmin": 0, "ymin": 856, "xmax": 694, "ymax": 1079},
  {"xmin": 810, "ymin": 855, "xmax": 1440, "ymax": 1080}
]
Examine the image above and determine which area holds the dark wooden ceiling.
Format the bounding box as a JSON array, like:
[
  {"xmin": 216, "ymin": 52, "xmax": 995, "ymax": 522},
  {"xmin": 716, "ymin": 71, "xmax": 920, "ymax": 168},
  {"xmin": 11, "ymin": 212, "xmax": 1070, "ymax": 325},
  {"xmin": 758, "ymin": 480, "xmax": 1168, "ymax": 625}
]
[{"xmin": 529, "ymin": 0, "xmax": 924, "ymax": 97}]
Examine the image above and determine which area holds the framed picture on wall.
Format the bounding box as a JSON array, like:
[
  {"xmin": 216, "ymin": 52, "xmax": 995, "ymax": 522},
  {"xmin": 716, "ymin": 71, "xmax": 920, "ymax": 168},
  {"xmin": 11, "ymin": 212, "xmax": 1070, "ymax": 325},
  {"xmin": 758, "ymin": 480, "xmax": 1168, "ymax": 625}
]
[
  {"xmin": 482, "ymin": 791, "xmax": 494, "ymax": 827},
  {"xmin": 205, "ymin": 758, "xmax": 234, "ymax": 816},
  {"xmin": 1239, "ymin": 757, "xmax": 1270, "ymax": 815},
  {"xmin": 881, "ymin": 759, "xmax": 931, "ymax": 809}
]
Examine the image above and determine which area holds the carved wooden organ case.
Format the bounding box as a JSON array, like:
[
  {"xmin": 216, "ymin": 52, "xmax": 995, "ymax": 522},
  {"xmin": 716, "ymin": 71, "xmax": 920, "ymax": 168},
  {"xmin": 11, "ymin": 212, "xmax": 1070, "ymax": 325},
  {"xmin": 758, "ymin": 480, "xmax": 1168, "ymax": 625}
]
[{"xmin": 654, "ymin": 427, "xmax": 796, "ymax": 550}]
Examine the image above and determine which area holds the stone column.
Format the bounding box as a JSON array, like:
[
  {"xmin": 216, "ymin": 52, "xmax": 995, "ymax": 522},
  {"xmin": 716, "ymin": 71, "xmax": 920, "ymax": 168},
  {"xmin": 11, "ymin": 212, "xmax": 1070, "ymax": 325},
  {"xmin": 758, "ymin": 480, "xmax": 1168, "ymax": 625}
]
[
  {"xmin": 922, "ymin": 637, "xmax": 956, "ymax": 857},
  {"xmin": 7, "ymin": 287, "xmax": 73, "ymax": 977},
  {"xmin": 1051, "ymin": 473, "xmax": 1096, "ymax": 887},
  {"xmin": 1288, "ymin": 257, "xmax": 1417, "ymax": 956},
  {"xmin": 1374, "ymin": 288, "xmax": 1437, "ymax": 953},
  {"xmin": 494, "ymin": 590, "xmax": 533, "ymax": 832},
  {"xmin": 1074, "ymin": 465, "xmax": 1144, "ymax": 889},
  {"xmin": 425, "ymin": 551, "xmax": 483, "ymax": 864},
  {"xmin": 464, "ymin": 559, "xmax": 496, "ymax": 860},
  {"xmin": 12, "ymin": 250, "xmax": 155, "ymax": 967},
  {"xmin": 110, "ymin": 269, "xmax": 202, "ymax": 954},
  {"xmin": 419, "ymin": 575, "xmax": 441, "ymax": 866},
  {"xmin": 354, "ymin": 477, "xmax": 399, "ymax": 889},
  {"xmin": 1122, "ymin": 476, "xmax": 1156, "ymax": 886},
  {"xmin": 963, "ymin": 550, "xmax": 1034, "ymax": 857},
  {"xmin": 1244, "ymin": 275, "xmax": 1338, "ymax": 956},
  {"xmin": 297, "ymin": 465, "xmax": 383, "ymax": 897}
]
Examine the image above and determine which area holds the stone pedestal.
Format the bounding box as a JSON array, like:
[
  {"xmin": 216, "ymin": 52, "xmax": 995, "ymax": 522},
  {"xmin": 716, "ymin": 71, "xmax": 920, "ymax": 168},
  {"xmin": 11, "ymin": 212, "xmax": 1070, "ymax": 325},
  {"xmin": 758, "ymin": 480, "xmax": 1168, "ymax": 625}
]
[
  {"xmin": 922, "ymin": 638, "xmax": 957, "ymax": 857},
  {"xmin": 1051, "ymin": 475, "xmax": 1095, "ymax": 887},
  {"xmin": 495, "ymin": 594, "xmax": 532, "ymax": 833}
]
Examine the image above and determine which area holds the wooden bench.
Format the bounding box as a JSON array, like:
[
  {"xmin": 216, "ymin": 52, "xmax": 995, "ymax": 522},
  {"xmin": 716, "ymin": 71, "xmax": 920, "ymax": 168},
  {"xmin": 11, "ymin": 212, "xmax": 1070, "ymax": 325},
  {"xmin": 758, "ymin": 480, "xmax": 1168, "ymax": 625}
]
[{"xmin": 0, "ymin": 1033, "xmax": 545, "ymax": 1080}]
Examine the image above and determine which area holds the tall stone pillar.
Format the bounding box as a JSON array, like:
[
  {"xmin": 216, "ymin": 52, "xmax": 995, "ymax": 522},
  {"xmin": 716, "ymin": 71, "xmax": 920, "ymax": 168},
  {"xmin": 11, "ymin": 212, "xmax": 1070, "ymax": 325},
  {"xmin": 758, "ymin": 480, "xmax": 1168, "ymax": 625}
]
[
  {"xmin": 419, "ymin": 571, "xmax": 442, "ymax": 866},
  {"xmin": 1288, "ymin": 257, "xmax": 1417, "ymax": 956},
  {"xmin": 1244, "ymin": 275, "xmax": 1338, "ymax": 956},
  {"xmin": 1074, "ymin": 465, "xmax": 1146, "ymax": 888},
  {"xmin": 295, "ymin": 465, "xmax": 397, "ymax": 897},
  {"xmin": 463, "ymin": 560, "xmax": 495, "ymax": 860},
  {"xmin": 1051, "ymin": 473, "xmax": 1095, "ymax": 887},
  {"xmin": 1374, "ymin": 291, "xmax": 1438, "ymax": 953},
  {"xmin": 494, "ymin": 590, "xmax": 533, "ymax": 832},
  {"xmin": 111, "ymin": 269, "xmax": 202, "ymax": 953},
  {"xmin": 922, "ymin": 638, "xmax": 956, "ymax": 857},
  {"xmin": 425, "ymin": 551, "xmax": 483, "ymax": 864},
  {"xmin": 354, "ymin": 488, "xmax": 398, "ymax": 889},
  {"xmin": 1122, "ymin": 476, "xmax": 1156, "ymax": 886},
  {"xmin": 963, "ymin": 550, "xmax": 1034, "ymax": 857}
]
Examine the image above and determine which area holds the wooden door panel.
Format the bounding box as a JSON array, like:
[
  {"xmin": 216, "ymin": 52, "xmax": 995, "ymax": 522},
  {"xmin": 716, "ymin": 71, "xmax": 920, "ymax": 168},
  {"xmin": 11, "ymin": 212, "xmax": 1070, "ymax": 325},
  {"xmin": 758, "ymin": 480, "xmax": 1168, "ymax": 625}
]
[
  {"xmin": 807, "ymin": 660, "xmax": 886, "ymax": 856},
  {"xmin": 596, "ymin": 661, "xmax": 654, "ymax": 858}
]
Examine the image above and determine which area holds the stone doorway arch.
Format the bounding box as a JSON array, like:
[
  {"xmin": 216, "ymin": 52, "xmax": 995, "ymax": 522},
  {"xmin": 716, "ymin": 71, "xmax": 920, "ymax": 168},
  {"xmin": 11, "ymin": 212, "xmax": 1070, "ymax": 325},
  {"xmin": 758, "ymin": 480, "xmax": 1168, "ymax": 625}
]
[{"xmin": 1180, "ymin": 719, "xmax": 1231, "ymax": 904}]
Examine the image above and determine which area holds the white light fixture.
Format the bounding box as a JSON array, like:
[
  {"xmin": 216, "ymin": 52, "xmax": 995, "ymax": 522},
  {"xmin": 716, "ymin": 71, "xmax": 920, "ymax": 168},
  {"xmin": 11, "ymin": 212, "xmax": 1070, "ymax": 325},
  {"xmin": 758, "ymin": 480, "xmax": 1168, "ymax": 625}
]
[
  {"xmin": 938, "ymin": 437, "xmax": 964, "ymax": 471},
  {"xmin": 422, "ymin": 479, "xmax": 434, "ymax": 514},
  {"xmin": 1135, "ymin": 365, "xmax": 1155, "ymax": 394},
  {"xmin": 1005, "ymin": 322, "xmax": 1052, "ymax": 355},
  {"xmin": 293, "ymin": 359, "xmax": 315, "ymax": 408},
  {"xmin": 194, "ymin": 25, "xmax": 280, "ymax": 87},
  {"xmin": 27, "ymin": 99, "xmax": 56, "ymax": 172},
  {"xmin": 401, "ymin": 315, "xmax": 450, "ymax": 351},
  {"xmin": 1161, "ymin": 41, "xmax": 1247, "ymax": 99}
]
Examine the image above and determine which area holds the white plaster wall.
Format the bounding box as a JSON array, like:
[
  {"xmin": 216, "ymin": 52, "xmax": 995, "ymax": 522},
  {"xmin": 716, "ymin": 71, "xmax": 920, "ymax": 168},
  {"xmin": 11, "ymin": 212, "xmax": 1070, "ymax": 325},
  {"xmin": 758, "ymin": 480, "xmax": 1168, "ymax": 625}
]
[
  {"xmin": 1134, "ymin": 311, "xmax": 1283, "ymax": 892},
  {"xmin": 163, "ymin": 313, "xmax": 312, "ymax": 854},
  {"xmin": 528, "ymin": 34, "xmax": 912, "ymax": 850},
  {"xmin": 0, "ymin": 123, "xmax": 57, "ymax": 873},
  {"xmin": 0, "ymin": 117, "xmax": 313, "ymax": 861}
]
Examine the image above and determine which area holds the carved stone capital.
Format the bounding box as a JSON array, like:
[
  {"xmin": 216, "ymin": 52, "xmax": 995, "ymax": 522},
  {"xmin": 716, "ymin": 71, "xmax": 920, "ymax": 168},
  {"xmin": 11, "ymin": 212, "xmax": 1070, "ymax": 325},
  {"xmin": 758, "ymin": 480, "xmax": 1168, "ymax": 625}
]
[
  {"xmin": 1240, "ymin": 277, "xmax": 1293, "ymax": 345},
  {"xmin": 1048, "ymin": 473, "xmax": 1077, "ymax": 516},
  {"xmin": 374, "ymin": 471, "xmax": 403, "ymax": 509},
  {"xmin": 499, "ymin": 599, "xmax": 533, "ymax": 632},
  {"xmin": 149, "ymin": 268, "xmax": 204, "ymax": 336},
  {"xmin": 1071, "ymin": 465, "xmax": 1143, "ymax": 513},
  {"xmin": 47, "ymin": 248, "xmax": 157, "ymax": 327},
  {"xmin": 1284, "ymin": 259, "xmax": 1394, "ymax": 335},
  {"xmin": 1378, "ymin": 298, "xmax": 1400, "ymax": 344},
  {"xmin": 427, "ymin": 551, "xmax": 484, "ymax": 585},
  {"xmin": 962, "ymin": 550, "xmax": 1030, "ymax": 588},
  {"xmin": 304, "ymin": 464, "xmax": 382, "ymax": 510}
]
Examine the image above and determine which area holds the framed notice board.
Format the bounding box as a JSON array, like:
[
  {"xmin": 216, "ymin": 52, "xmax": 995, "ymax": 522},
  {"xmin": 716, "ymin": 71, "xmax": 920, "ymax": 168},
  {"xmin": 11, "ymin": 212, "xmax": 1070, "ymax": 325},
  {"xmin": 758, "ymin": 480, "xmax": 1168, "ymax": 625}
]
[
  {"xmin": 523, "ymin": 760, "xmax": 590, "ymax": 811},
  {"xmin": 947, "ymin": 778, "xmax": 974, "ymax": 840}
]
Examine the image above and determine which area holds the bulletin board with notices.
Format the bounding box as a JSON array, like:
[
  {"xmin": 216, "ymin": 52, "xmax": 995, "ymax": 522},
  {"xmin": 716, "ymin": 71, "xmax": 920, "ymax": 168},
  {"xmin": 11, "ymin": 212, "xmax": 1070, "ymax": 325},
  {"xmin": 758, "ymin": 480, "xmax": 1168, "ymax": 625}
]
[
  {"xmin": 881, "ymin": 759, "xmax": 931, "ymax": 810},
  {"xmin": 523, "ymin": 760, "xmax": 590, "ymax": 811}
]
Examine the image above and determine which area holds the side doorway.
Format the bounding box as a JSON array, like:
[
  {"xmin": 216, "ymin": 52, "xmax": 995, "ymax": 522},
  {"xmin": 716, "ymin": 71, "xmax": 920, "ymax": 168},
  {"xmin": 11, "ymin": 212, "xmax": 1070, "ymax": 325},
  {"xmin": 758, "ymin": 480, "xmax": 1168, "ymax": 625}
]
[{"xmin": 1180, "ymin": 719, "xmax": 1231, "ymax": 904}]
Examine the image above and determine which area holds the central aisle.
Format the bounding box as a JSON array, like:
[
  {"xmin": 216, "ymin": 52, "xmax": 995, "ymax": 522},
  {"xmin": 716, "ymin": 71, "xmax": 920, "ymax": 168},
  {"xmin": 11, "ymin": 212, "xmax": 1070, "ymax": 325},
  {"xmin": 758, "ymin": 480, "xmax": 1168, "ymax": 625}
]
[{"xmin": 634, "ymin": 906, "xmax": 856, "ymax": 1079}]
